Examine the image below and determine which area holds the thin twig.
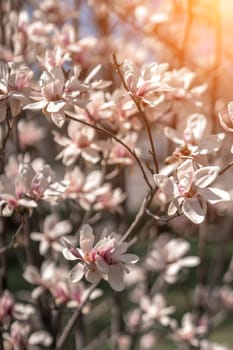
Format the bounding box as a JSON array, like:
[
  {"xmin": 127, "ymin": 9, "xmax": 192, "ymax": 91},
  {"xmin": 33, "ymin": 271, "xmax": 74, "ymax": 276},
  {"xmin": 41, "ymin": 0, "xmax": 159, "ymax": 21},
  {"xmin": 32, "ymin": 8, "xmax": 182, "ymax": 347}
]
[
  {"xmin": 56, "ymin": 282, "xmax": 99, "ymax": 350},
  {"xmin": 112, "ymin": 53, "xmax": 159, "ymax": 174},
  {"xmin": 219, "ymin": 160, "xmax": 233, "ymax": 176}
]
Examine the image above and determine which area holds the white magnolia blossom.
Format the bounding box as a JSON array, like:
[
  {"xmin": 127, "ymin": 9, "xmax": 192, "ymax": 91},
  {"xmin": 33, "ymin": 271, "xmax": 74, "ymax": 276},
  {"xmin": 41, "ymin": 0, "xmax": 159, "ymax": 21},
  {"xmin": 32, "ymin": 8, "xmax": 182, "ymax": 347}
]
[
  {"xmin": 154, "ymin": 159, "xmax": 230, "ymax": 224},
  {"xmin": 62, "ymin": 224, "xmax": 139, "ymax": 291}
]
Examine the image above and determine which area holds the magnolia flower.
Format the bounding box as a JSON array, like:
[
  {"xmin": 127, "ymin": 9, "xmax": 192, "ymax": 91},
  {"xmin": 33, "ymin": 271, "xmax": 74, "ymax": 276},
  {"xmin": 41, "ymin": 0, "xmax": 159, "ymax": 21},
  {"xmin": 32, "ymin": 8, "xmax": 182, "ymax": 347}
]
[
  {"xmin": 53, "ymin": 121, "xmax": 100, "ymax": 165},
  {"xmin": 0, "ymin": 161, "xmax": 68, "ymax": 216},
  {"xmin": 0, "ymin": 61, "xmax": 34, "ymax": 121},
  {"xmin": 31, "ymin": 214, "xmax": 72, "ymax": 256},
  {"xmin": 104, "ymin": 132, "xmax": 140, "ymax": 166},
  {"xmin": 3, "ymin": 321, "xmax": 52, "ymax": 350},
  {"xmin": 51, "ymin": 280, "xmax": 102, "ymax": 308},
  {"xmin": 23, "ymin": 261, "xmax": 67, "ymax": 299},
  {"xmin": 123, "ymin": 60, "xmax": 172, "ymax": 106},
  {"xmin": 173, "ymin": 313, "xmax": 207, "ymax": 347},
  {"xmin": 154, "ymin": 159, "xmax": 230, "ymax": 224},
  {"xmin": 146, "ymin": 234, "xmax": 200, "ymax": 283},
  {"xmin": 24, "ymin": 66, "xmax": 89, "ymax": 127},
  {"xmin": 62, "ymin": 224, "xmax": 139, "ymax": 291},
  {"xmin": 92, "ymin": 183, "xmax": 126, "ymax": 212},
  {"xmin": 164, "ymin": 113, "xmax": 224, "ymax": 166},
  {"xmin": 17, "ymin": 119, "xmax": 46, "ymax": 149},
  {"xmin": 140, "ymin": 294, "xmax": 175, "ymax": 327}
]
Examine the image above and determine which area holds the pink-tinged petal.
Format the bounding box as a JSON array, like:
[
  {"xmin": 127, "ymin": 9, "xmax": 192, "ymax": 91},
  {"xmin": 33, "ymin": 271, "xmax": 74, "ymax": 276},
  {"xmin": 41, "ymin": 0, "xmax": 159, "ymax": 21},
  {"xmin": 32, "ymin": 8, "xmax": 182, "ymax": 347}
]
[
  {"xmin": 85, "ymin": 267, "xmax": 101, "ymax": 283},
  {"xmin": 198, "ymin": 187, "xmax": 231, "ymax": 204},
  {"xmin": 69, "ymin": 263, "xmax": 84, "ymax": 283},
  {"xmin": 164, "ymin": 127, "xmax": 183, "ymax": 144},
  {"xmin": 83, "ymin": 171, "xmax": 102, "ymax": 191},
  {"xmin": 0, "ymin": 101, "xmax": 6, "ymax": 122},
  {"xmin": 177, "ymin": 159, "xmax": 194, "ymax": 183},
  {"xmin": 80, "ymin": 224, "xmax": 94, "ymax": 254},
  {"xmin": 182, "ymin": 198, "xmax": 205, "ymax": 224},
  {"xmin": 219, "ymin": 112, "xmax": 233, "ymax": 133},
  {"xmin": 119, "ymin": 254, "xmax": 139, "ymax": 264},
  {"xmin": 50, "ymin": 112, "xmax": 66, "ymax": 128},
  {"xmin": 228, "ymin": 101, "xmax": 233, "ymax": 121},
  {"xmin": 194, "ymin": 166, "xmax": 219, "ymax": 188},
  {"xmin": 108, "ymin": 265, "xmax": 124, "ymax": 291},
  {"xmin": 153, "ymin": 174, "xmax": 174, "ymax": 195},
  {"xmin": 186, "ymin": 113, "xmax": 207, "ymax": 140},
  {"xmin": 24, "ymin": 100, "xmax": 48, "ymax": 110},
  {"xmin": 9, "ymin": 98, "xmax": 21, "ymax": 117},
  {"xmin": 62, "ymin": 237, "xmax": 82, "ymax": 259},
  {"xmin": 95, "ymin": 255, "xmax": 109, "ymax": 274},
  {"xmin": 47, "ymin": 100, "xmax": 66, "ymax": 112}
]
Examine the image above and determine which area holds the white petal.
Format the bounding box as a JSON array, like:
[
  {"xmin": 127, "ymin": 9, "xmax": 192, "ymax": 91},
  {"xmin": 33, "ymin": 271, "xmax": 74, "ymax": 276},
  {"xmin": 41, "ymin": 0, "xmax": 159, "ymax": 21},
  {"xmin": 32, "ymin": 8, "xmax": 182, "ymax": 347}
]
[
  {"xmin": 153, "ymin": 174, "xmax": 174, "ymax": 195},
  {"xmin": 69, "ymin": 263, "xmax": 84, "ymax": 283},
  {"xmin": 194, "ymin": 166, "xmax": 219, "ymax": 188},
  {"xmin": 95, "ymin": 255, "xmax": 109, "ymax": 274},
  {"xmin": 108, "ymin": 265, "xmax": 124, "ymax": 291},
  {"xmin": 182, "ymin": 198, "xmax": 205, "ymax": 224},
  {"xmin": 24, "ymin": 100, "xmax": 48, "ymax": 110},
  {"xmin": 164, "ymin": 127, "xmax": 183, "ymax": 144},
  {"xmin": 80, "ymin": 224, "xmax": 94, "ymax": 254}
]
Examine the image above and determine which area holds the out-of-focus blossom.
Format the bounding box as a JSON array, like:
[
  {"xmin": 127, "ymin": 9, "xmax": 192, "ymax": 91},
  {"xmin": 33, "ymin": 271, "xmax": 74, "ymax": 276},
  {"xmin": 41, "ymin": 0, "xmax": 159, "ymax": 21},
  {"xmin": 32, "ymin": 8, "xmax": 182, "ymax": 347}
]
[
  {"xmin": 140, "ymin": 294, "xmax": 175, "ymax": 327},
  {"xmin": 17, "ymin": 120, "xmax": 46, "ymax": 149},
  {"xmin": 104, "ymin": 132, "xmax": 140, "ymax": 166},
  {"xmin": 62, "ymin": 224, "xmax": 139, "ymax": 291},
  {"xmin": 146, "ymin": 234, "xmax": 200, "ymax": 283},
  {"xmin": 154, "ymin": 159, "xmax": 230, "ymax": 224},
  {"xmin": 3, "ymin": 321, "xmax": 52, "ymax": 350},
  {"xmin": 0, "ymin": 61, "xmax": 34, "ymax": 121},
  {"xmin": 140, "ymin": 333, "xmax": 157, "ymax": 349},
  {"xmin": 23, "ymin": 261, "xmax": 67, "ymax": 299},
  {"xmin": 31, "ymin": 214, "xmax": 72, "ymax": 256},
  {"xmin": 51, "ymin": 281, "xmax": 102, "ymax": 309},
  {"xmin": 91, "ymin": 183, "xmax": 126, "ymax": 213},
  {"xmin": 53, "ymin": 121, "xmax": 100, "ymax": 165}
]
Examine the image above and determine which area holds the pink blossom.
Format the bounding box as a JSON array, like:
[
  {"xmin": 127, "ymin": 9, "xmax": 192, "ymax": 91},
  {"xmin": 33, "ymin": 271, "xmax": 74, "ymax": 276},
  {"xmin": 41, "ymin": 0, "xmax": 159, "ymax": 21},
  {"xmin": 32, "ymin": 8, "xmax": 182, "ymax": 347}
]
[
  {"xmin": 154, "ymin": 159, "xmax": 230, "ymax": 224},
  {"xmin": 62, "ymin": 224, "xmax": 139, "ymax": 291}
]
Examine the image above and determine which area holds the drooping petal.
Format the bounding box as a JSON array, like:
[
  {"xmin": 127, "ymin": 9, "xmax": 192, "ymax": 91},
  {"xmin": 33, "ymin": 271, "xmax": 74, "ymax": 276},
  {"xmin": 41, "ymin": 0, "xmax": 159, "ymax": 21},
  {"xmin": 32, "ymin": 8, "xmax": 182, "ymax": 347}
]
[
  {"xmin": 182, "ymin": 198, "xmax": 205, "ymax": 224},
  {"xmin": 95, "ymin": 255, "xmax": 109, "ymax": 274},
  {"xmin": 24, "ymin": 100, "xmax": 48, "ymax": 110},
  {"xmin": 108, "ymin": 265, "xmax": 124, "ymax": 291},
  {"xmin": 198, "ymin": 187, "xmax": 231, "ymax": 204},
  {"xmin": 194, "ymin": 166, "xmax": 219, "ymax": 188}
]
